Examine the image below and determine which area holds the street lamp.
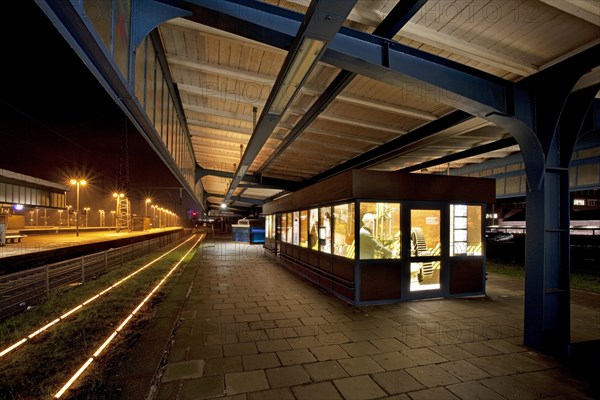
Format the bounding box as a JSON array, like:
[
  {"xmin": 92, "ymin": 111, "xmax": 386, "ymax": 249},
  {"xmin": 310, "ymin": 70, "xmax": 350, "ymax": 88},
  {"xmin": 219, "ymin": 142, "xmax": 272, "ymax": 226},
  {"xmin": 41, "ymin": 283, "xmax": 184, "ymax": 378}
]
[
  {"xmin": 66, "ymin": 205, "xmax": 72, "ymax": 228},
  {"xmin": 69, "ymin": 179, "xmax": 87, "ymax": 237},
  {"xmin": 83, "ymin": 207, "xmax": 90, "ymax": 227},
  {"xmin": 98, "ymin": 209, "xmax": 105, "ymax": 227},
  {"xmin": 110, "ymin": 210, "xmax": 116, "ymax": 228},
  {"xmin": 58, "ymin": 210, "xmax": 63, "ymax": 226},
  {"xmin": 145, "ymin": 198, "xmax": 151, "ymax": 216},
  {"xmin": 144, "ymin": 199, "xmax": 152, "ymax": 231}
]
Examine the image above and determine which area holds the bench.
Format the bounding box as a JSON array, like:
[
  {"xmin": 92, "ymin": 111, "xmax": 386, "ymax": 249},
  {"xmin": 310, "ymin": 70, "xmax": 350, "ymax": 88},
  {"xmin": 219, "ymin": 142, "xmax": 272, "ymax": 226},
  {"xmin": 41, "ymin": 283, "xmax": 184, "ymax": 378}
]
[{"xmin": 2, "ymin": 235, "xmax": 26, "ymax": 245}]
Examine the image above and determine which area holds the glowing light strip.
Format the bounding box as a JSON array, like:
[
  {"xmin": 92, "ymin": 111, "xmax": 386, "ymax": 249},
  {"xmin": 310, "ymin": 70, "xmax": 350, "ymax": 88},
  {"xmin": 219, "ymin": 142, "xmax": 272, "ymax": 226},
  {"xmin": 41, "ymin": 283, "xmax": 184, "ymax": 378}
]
[
  {"xmin": 54, "ymin": 358, "xmax": 94, "ymax": 398},
  {"xmin": 54, "ymin": 236, "xmax": 203, "ymax": 398},
  {"xmin": 0, "ymin": 235, "xmax": 197, "ymax": 359},
  {"xmin": 0, "ymin": 339, "xmax": 27, "ymax": 357},
  {"xmin": 28, "ymin": 319, "xmax": 60, "ymax": 339}
]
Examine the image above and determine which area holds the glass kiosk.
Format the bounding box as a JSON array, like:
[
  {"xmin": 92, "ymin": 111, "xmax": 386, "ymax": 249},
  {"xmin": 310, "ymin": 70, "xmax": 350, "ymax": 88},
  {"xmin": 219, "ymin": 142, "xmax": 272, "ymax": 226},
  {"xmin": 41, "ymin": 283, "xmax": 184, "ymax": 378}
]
[{"xmin": 263, "ymin": 170, "xmax": 495, "ymax": 305}]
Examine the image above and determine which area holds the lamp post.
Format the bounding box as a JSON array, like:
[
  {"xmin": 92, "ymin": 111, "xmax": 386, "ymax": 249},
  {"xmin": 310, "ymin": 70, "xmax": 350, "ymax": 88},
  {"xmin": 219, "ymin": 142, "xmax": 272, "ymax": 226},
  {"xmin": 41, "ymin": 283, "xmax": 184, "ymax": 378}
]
[
  {"xmin": 66, "ymin": 205, "xmax": 72, "ymax": 228},
  {"xmin": 145, "ymin": 198, "xmax": 151, "ymax": 216},
  {"xmin": 145, "ymin": 199, "xmax": 152, "ymax": 230},
  {"xmin": 83, "ymin": 207, "xmax": 90, "ymax": 227},
  {"xmin": 110, "ymin": 211, "xmax": 115, "ymax": 228},
  {"xmin": 58, "ymin": 210, "xmax": 63, "ymax": 226},
  {"xmin": 99, "ymin": 209, "xmax": 105, "ymax": 227},
  {"xmin": 151, "ymin": 205, "xmax": 156, "ymax": 229},
  {"xmin": 69, "ymin": 179, "xmax": 87, "ymax": 237}
]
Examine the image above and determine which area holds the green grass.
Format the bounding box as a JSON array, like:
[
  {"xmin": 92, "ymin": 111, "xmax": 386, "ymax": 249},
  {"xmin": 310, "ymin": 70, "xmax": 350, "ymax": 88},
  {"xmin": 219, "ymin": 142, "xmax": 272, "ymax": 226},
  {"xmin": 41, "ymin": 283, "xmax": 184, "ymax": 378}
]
[
  {"xmin": 487, "ymin": 260, "xmax": 600, "ymax": 294},
  {"xmin": 0, "ymin": 239, "xmax": 199, "ymax": 399}
]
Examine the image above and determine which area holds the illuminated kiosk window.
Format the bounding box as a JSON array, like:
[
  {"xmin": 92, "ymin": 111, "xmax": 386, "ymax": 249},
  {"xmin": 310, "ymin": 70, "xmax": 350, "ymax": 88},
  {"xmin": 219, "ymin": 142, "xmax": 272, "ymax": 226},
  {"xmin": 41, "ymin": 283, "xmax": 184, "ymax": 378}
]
[
  {"xmin": 450, "ymin": 204, "xmax": 482, "ymax": 256},
  {"xmin": 292, "ymin": 211, "xmax": 300, "ymax": 245},
  {"xmin": 319, "ymin": 207, "xmax": 332, "ymax": 253},
  {"xmin": 286, "ymin": 212, "xmax": 293, "ymax": 244},
  {"xmin": 299, "ymin": 210, "xmax": 308, "ymax": 248},
  {"xmin": 333, "ymin": 203, "xmax": 355, "ymax": 259},
  {"xmin": 410, "ymin": 209, "xmax": 441, "ymax": 292},
  {"xmin": 262, "ymin": 170, "xmax": 494, "ymax": 305},
  {"xmin": 265, "ymin": 215, "xmax": 272, "ymax": 239},
  {"xmin": 281, "ymin": 213, "xmax": 287, "ymax": 243},
  {"xmin": 309, "ymin": 208, "xmax": 318, "ymax": 250},
  {"xmin": 359, "ymin": 202, "xmax": 400, "ymax": 259}
]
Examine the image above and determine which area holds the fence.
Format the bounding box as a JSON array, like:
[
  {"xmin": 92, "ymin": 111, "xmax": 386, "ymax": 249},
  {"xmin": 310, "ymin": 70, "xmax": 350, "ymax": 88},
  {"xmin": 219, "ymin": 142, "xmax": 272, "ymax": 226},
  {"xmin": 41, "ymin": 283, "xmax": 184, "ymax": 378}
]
[{"xmin": 0, "ymin": 230, "xmax": 189, "ymax": 319}]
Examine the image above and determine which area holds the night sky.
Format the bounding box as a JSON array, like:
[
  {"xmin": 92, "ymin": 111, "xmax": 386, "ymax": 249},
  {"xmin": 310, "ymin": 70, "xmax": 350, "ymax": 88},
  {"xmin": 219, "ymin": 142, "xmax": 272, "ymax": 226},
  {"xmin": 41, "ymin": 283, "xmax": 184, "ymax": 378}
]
[{"xmin": 1, "ymin": 2, "xmax": 197, "ymax": 219}]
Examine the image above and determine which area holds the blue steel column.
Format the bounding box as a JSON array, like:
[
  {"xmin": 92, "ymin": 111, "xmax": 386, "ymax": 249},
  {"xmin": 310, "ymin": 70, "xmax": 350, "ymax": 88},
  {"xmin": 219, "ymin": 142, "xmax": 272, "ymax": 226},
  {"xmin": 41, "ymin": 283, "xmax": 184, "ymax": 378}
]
[{"xmin": 487, "ymin": 76, "xmax": 599, "ymax": 355}]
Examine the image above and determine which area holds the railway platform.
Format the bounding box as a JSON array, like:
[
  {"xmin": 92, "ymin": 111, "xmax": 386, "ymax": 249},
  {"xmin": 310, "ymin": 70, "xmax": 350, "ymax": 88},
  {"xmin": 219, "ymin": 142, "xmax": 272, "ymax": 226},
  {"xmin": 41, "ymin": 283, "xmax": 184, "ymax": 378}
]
[
  {"xmin": 0, "ymin": 227, "xmax": 184, "ymax": 275},
  {"xmin": 109, "ymin": 235, "xmax": 599, "ymax": 400}
]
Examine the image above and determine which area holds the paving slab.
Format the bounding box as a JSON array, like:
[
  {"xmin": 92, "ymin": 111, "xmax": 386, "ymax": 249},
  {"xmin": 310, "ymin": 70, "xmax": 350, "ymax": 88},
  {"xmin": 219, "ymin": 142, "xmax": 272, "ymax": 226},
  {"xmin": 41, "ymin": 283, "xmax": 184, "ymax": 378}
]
[
  {"xmin": 333, "ymin": 375, "xmax": 387, "ymax": 400},
  {"xmin": 407, "ymin": 386, "xmax": 460, "ymax": 400},
  {"xmin": 338, "ymin": 356, "xmax": 384, "ymax": 376},
  {"xmin": 265, "ymin": 365, "xmax": 311, "ymax": 388},
  {"xmin": 371, "ymin": 369, "xmax": 425, "ymax": 394},
  {"xmin": 292, "ymin": 382, "xmax": 343, "ymax": 400},
  {"xmin": 303, "ymin": 360, "xmax": 349, "ymax": 382},
  {"xmin": 406, "ymin": 364, "xmax": 461, "ymax": 387},
  {"xmin": 446, "ymin": 381, "xmax": 506, "ymax": 400},
  {"xmin": 161, "ymin": 360, "xmax": 205, "ymax": 382},
  {"xmin": 224, "ymin": 370, "xmax": 270, "ymax": 395}
]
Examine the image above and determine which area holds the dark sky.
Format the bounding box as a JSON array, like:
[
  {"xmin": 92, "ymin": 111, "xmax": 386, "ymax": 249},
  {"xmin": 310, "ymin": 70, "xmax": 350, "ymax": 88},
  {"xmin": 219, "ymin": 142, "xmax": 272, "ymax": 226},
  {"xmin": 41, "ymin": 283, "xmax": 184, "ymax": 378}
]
[{"xmin": 0, "ymin": 2, "xmax": 197, "ymax": 219}]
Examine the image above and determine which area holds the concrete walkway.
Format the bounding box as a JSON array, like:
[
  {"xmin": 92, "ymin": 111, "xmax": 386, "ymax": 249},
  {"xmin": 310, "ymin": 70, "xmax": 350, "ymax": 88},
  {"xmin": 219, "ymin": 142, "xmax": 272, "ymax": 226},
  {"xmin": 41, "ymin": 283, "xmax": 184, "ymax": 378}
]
[{"xmin": 110, "ymin": 236, "xmax": 599, "ymax": 400}]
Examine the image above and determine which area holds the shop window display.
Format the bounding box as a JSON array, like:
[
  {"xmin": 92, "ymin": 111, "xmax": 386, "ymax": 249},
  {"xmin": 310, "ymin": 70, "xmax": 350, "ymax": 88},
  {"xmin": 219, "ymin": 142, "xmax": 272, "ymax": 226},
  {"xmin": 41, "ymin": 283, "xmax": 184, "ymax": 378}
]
[
  {"xmin": 308, "ymin": 208, "xmax": 319, "ymax": 250},
  {"xmin": 358, "ymin": 202, "xmax": 400, "ymax": 259},
  {"xmin": 292, "ymin": 211, "xmax": 300, "ymax": 245},
  {"xmin": 333, "ymin": 203, "xmax": 355, "ymax": 259},
  {"xmin": 450, "ymin": 204, "xmax": 482, "ymax": 256},
  {"xmin": 286, "ymin": 212, "xmax": 293, "ymax": 244},
  {"xmin": 410, "ymin": 209, "xmax": 441, "ymax": 291},
  {"xmin": 319, "ymin": 206, "xmax": 332, "ymax": 253},
  {"xmin": 265, "ymin": 215, "xmax": 273, "ymax": 239},
  {"xmin": 299, "ymin": 210, "xmax": 308, "ymax": 248},
  {"xmin": 281, "ymin": 213, "xmax": 287, "ymax": 243}
]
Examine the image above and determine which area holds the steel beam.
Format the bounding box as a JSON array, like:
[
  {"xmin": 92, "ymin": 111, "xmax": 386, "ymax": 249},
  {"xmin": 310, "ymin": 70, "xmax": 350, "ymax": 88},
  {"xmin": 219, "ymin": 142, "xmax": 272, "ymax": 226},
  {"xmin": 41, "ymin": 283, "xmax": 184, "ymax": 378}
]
[
  {"xmin": 36, "ymin": 0, "xmax": 206, "ymax": 212},
  {"xmin": 256, "ymin": 0, "xmax": 429, "ymax": 174},
  {"xmin": 204, "ymin": 0, "xmax": 357, "ymax": 203},
  {"xmin": 196, "ymin": 166, "xmax": 300, "ymax": 191}
]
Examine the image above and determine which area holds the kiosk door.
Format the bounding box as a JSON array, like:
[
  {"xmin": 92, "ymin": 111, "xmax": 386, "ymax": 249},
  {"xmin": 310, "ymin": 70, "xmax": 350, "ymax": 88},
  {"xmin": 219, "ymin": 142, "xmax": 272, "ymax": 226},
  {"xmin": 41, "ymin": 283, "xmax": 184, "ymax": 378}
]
[{"xmin": 406, "ymin": 206, "xmax": 445, "ymax": 298}]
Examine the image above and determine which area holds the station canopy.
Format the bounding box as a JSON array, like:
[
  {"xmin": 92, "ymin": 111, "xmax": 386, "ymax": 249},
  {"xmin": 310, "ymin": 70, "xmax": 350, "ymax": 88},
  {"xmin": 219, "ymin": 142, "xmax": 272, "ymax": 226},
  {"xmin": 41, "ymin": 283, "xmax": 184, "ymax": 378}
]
[{"xmin": 155, "ymin": 0, "xmax": 599, "ymax": 212}]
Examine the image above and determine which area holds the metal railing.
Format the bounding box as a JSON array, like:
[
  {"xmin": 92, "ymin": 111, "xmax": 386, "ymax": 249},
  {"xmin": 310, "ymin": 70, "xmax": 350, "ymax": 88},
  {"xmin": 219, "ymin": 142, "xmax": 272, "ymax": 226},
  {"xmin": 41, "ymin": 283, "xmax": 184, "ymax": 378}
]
[{"xmin": 0, "ymin": 231, "xmax": 188, "ymax": 319}]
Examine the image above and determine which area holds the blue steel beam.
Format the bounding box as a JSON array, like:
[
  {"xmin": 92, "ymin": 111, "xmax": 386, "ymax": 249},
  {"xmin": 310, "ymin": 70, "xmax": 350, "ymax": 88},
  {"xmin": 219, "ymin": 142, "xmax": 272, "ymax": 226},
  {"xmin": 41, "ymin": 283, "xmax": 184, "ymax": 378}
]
[
  {"xmin": 257, "ymin": 0, "xmax": 429, "ymax": 174},
  {"xmin": 35, "ymin": 0, "xmax": 206, "ymax": 213},
  {"xmin": 194, "ymin": 0, "xmax": 357, "ymax": 204},
  {"xmin": 196, "ymin": 166, "xmax": 300, "ymax": 191}
]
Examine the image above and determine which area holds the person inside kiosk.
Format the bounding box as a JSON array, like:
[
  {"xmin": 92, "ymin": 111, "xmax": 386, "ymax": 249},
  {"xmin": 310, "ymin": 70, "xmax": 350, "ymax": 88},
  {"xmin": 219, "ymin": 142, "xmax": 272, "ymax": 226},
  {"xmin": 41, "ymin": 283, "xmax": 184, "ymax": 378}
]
[{"xmin": 359, "ymin": 213, "xmax": 395, "ymax": 259}]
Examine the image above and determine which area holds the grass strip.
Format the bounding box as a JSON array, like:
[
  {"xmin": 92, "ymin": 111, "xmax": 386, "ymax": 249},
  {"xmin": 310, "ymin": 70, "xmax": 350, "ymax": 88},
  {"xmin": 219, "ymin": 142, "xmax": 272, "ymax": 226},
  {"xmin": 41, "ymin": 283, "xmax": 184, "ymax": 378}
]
[
  {"xmin": 487, "ymin": 261, "xmax": 599, "ymax": 293},
  {"xmin": 0, "ymin": 236, "xmax": 201, "ymax": 399}
]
